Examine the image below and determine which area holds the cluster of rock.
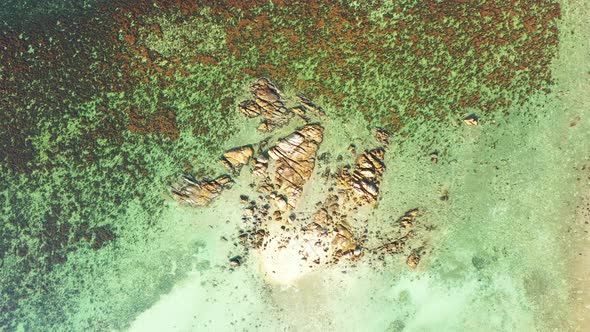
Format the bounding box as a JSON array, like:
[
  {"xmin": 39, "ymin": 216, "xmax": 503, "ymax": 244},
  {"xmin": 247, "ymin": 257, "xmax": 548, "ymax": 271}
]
[
  {"xmin": 336, "ymin": 148, "xmax": 386, "ymax": 205},
  {"xmin": 170, "ymin": 175, "xmax": 233, "ymax": 206},
  {"xmin": 171, "ymin": 78, "xmax": 432, "ymax": 275},
  {"xmin": 304, "ymin": 195, "xmax": 366, "ymax": 263},
  {"xmin": 237, "ymin": 78, "xmax": 326, "ymax": 133},
  {"xmin": 238, "ymin": 78, "xmax": 293, "ymax": 132},
  {"xmin": 373, "ymin": 208, "xmax": 425, "ymax": 269}
]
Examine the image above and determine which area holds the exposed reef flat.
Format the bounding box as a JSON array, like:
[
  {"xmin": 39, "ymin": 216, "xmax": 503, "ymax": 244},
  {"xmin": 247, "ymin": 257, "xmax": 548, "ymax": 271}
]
[{"xmin": 1, "ymin": 1, "xmax": 583, "ymax": 330}]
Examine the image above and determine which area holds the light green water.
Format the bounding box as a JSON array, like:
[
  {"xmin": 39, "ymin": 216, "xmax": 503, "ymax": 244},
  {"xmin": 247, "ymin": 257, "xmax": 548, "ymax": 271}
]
[
  {"xmin": 2, "ymin": 0, "xmax": 588, "ymax": 331},
  {"xmin": 125, "ymin": 92, "xmax": 587, "ymax": 332},
  {"xmin": 124, "ymin": 2, "xmax": 589, "ymax": 330}
]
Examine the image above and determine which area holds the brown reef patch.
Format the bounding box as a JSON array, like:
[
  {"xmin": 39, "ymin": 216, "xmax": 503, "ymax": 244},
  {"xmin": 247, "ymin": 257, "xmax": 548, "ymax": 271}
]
[
  {"xmin": 99, "ymin": 0, "xmax": 561, "ymax": 134},
  {"xmin": 215, "ymin": 0, "xmax": 560, "ymax": 129},
  {"xmin": 126, "ymin": 107, "xmax": 179, "ymax": 140}
]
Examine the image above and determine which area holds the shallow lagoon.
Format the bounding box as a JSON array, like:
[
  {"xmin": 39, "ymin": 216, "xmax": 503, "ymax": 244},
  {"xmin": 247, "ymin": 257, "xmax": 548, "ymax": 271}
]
[{"xmin": 1, "ymin": 1, "xmax": 589, "ymax": 331}]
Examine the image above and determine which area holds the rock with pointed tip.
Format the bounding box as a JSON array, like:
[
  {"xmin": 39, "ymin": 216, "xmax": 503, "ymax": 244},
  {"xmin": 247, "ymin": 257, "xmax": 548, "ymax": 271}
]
[
  {"xmin": 237, "ymin": 78, "xmax": 293, "ymax": 132},
  {"xmin": 267, "ymin": 124, "xmax": 324, "ymax": 208},
  {"xmin": 222, "ymin": 145, "xmax": 254, "ymax": 173},
  {"xmin": 171, "ymin": 175, "xmax": 233, "ymax": 206}
]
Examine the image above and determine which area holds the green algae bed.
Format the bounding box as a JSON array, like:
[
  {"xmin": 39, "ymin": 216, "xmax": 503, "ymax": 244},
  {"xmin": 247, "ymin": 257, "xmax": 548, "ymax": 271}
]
[{"xmin": 0, "ymin": 0, "xmax": 589, "ymax": 331}]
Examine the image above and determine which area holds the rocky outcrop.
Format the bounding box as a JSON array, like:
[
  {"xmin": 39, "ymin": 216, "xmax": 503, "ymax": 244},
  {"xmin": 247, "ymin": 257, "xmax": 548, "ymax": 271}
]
[
  {"xmin": 171, "ymin": 174, "xmax": 233, "ymax": 206},
  {"xmin": 374, "ymin": 127, "xmax": 390, "ymax": 145},
  {"xmin": 336, "ymin": 148, "xmax": 386, "ymax": 205},
  {"xmin": 268, "ymin": 124, "xmax": 324, "ymax": 208},
  {"xmin": 238, "ymin": 78, "xmax": 293, "ymax": 132},
  {"xmin": 221, "ymin": 145, "xmax": 254, "ymax": 173}
]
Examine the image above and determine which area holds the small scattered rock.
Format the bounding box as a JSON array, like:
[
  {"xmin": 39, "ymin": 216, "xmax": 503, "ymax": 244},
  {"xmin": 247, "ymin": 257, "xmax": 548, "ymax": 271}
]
[
  {"xmin": 229, "ymin": 255, "xmax": 242, "ymax": 267},
  {"xmin": 222, "ymin": 145, "xmax": 254, "ymax": 173},
  {"xmin": 430, "ymin": 152, "xmax": 438, "ymax": 164},
  {"xmin": 406, "ymin": 250, "xmax": 421, "ymax": 269},
  {"xmin": 463, "ymin": 114, "xmax": 479, "ymax": 126},
  {"xmin": 240, "ymin": 195, "xmax": 250, "ymax": 204}
]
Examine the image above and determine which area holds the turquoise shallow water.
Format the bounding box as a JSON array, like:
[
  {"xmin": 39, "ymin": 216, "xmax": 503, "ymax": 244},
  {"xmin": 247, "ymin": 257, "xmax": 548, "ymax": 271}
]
[
  {"xmin": 1, "ymin": 0, "xmax": 589, "ymax": 331},
  {"xmin": 126, "ymin": 87, "xmax": 588, "ymax": 331}
]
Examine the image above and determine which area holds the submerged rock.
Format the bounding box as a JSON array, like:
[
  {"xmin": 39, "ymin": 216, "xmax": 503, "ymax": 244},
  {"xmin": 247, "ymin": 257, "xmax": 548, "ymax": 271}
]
[
  {"xmin": 296, "ymin": 93, "xmax": 325, "ymax": 116},
  {"xmin": 406, "ymin": 250, "xmax": 421, "ymax": 269},
  {"xmin": 430, "ymin": 152, "xmax": 439, "ymax": 164},
  {"xmin": 375, "ymin": 231, "xmax": 413, "ymax": 254},
  {"xmin": 171, "ymin": 174, "xmax": 233, "ymax": 206},
  {"xmin": 229, "ymin": 255, "xmax": 243, "ymax": 267}
]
